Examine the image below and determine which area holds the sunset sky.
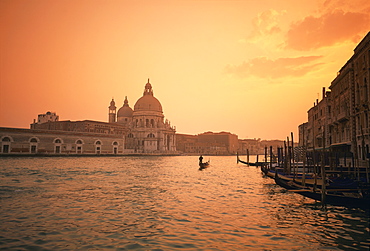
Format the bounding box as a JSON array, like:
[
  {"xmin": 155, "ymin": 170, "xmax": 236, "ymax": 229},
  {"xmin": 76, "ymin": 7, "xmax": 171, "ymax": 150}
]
[{"xmin": 1, "ymin": 0, "xmax": 369, "ymax": 140}]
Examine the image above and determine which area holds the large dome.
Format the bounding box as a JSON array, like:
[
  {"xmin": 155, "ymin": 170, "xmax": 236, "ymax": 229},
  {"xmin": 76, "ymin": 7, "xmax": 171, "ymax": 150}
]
[
  {"xmin": 134, "ymin": 95, "xmax": 163, "ymax": 112},
  {"xmin": 134, "ymin": 80, "xmax": 163, "ymax": 113}
]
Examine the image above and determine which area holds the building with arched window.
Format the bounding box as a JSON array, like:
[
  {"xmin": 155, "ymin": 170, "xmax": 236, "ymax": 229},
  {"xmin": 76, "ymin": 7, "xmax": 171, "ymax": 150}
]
[
  {"xmin": 110, "ymin": 79, "xmax": 176, "ymax": 154},
  {"xmin": 1, "ymin": 79, "xmax": 176, "ymax": 155},
  {"xmin": 298, "ymin": 32, "xmax": 369, "ymax": 168}
]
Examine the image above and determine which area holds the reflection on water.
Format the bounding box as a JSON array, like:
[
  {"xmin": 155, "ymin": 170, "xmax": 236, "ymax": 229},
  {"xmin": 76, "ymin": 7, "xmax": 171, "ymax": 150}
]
[{"xmin": 0, "ymin": 156, "xmax": 369, "ymax": 250}]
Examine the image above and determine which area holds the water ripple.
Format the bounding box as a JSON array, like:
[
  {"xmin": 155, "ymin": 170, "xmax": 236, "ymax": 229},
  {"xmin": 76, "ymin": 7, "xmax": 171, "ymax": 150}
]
[{"xmin": 0, "ymin": 156, "xmax": 369, "ymax": 250}]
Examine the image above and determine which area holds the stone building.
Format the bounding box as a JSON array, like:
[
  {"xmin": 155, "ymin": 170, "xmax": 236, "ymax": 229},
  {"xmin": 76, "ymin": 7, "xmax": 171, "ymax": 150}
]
[
  {"xmin": 198, "ymin": 131, "xmax": 239, "ymax": 154},
  {"xmin": 0, "ymin": 127, "xmax": 124, "ymax": 155},
  {"xmin": 176, "ymin": 131, "xmax": 239, "ymax": 155},
  {"xmin": 176, "ymin": 133, "xmax": 229, "ymax": 155},
  {"xmin": 33, "ymin": 111, "xmax": 59, "ymax": 124},
  {"xmin": 110, "ymin": 80, "xmax": 176, "ymax": 153},
  {"xmin": 299, "ymin": 32, "xmax": 370, "ymax": 167},
  {"xmin": 1, "ymin": 79, "xmax": 177, "ymax": 155}
]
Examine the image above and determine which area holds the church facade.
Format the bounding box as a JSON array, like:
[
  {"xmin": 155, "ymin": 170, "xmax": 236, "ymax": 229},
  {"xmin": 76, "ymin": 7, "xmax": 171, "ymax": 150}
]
[
  {"xmin": 110, "ymin": 79, "xmax": 176, "ymax": 153},
  {"xmin": 0, "ymin": 80, "xmax": 177, "ymax": 155}
]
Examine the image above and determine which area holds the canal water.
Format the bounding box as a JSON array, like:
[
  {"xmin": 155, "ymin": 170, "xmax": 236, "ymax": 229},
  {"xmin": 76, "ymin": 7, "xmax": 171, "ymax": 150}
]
[{"xmin": 0, "ymin": 156, "xmax": 369, "ymax": 250}]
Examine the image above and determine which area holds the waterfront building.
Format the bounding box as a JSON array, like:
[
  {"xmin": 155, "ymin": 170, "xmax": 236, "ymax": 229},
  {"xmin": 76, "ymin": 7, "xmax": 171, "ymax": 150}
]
[
  {"xmin": 175, "ymin": 132, "xmax": 238, "ymax": 155},
  {"xmin": 175, "ymin": 133, "xmax": 230, "ymax": 155},
  {"xmin": 238, "ymin": 138, "xmax": 262, "ymax": 155},
  {"xmin": 0, "ymin": 127, "xmax": 124, "ymax": 155},
  {"xmin": 175, "ymin": 132, "xmax": 284, "ymax": 156},
  {"xmin": 113, "ymin": 80, "xmax": 177, "ymax": 153},
  {"xmin": 1, "ymin": 80, "xmax": 177, "ymax": 155},
  {"xmin": 299, "ymin": 32, "xmax": 370, "ymax": 167},
  {"xmin": 298, "ymin": 122, "xmax": 308, "ymax": 148},
  {"xmin": 198, "ymin": 131, "xmax": 239, "ymax": 154}
]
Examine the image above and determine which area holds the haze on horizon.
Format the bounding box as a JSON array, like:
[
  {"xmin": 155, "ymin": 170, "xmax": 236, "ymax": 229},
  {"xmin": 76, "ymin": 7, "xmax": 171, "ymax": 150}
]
[{"xmin": 1, "ymin": 0, "xmax": 369, "ymax": 140}]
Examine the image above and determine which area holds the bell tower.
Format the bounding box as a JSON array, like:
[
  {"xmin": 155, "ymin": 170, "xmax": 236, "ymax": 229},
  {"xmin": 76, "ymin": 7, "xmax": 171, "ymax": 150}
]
[{"xmin": 108, "ymin": 98, "xmax": 116, "ymax": 123}]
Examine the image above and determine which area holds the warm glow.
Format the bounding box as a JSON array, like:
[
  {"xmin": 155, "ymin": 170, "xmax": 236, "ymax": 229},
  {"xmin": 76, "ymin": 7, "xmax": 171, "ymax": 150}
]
[{"xmin": 1, "ymin": 0, "xmax": 369, "ymax": 140}]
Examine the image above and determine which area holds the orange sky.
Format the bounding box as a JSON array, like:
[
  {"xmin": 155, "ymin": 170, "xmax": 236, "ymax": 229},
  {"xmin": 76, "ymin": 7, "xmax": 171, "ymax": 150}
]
[{"xmin": 1, "ymin": 0, "xmax": 369, "ymax": 140}]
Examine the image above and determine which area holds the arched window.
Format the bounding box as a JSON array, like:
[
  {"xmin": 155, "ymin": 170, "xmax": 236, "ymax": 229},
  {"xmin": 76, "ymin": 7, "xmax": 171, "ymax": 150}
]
[
  {"xmin": 1, "ymin": 136, "xmax": 12, "ymax": 153},
  {"xmin": 2, "ymin": 137, "xmax": 11, "ymax": 142},
  {"xmin": 76, "ymin": 139, "xmax": 83, "ymax": 154},
  {"xmin": 54, "ymin": 138, "xmax": 63, "ymax": 153},
  {"xmin": 147, "ymin": 133, "xmax": 155, "ymax": 138},
  {"xmin": 29, "ymin": 137, "xmax": 39, "ymax": 153},
  {"xmin": 112, "ymin": 141, "xmax": 119, "ymax": 154},
  {"xmin": 95, "ymin": 140, "xmax": 102, "ymax": 154},
  {"xmin": 127, "ymin": 133, "xmax": 134, "ymax": 138}
]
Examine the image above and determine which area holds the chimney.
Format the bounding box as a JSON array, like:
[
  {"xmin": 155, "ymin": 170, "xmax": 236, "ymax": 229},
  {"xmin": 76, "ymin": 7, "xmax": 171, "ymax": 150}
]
[{"xmin": 322, "ymin": 87, "xmax": 326, "ymax": 100}]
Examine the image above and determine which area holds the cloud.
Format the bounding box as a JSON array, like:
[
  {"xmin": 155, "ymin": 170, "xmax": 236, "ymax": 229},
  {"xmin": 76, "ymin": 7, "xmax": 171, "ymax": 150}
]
[
  {"xmin": 285, "ymin": 9, "xmax": 370, "ymax": 51},
  {"xmin": 323, "ymin": 0, "xmax": 370, "ymax": 13},
  {"xmin": 248, "ymin": 9, "xmax": 285, "ymax": 42},
  {"xmin": 225, "ymin": 56, "xmax": 323, "ymax": 79}
]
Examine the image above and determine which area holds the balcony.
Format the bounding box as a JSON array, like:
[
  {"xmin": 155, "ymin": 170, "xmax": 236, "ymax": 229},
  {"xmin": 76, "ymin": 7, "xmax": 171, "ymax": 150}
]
[{"xmin": 336, "ymin": 109, "xmax": 350, "ymax": 122}]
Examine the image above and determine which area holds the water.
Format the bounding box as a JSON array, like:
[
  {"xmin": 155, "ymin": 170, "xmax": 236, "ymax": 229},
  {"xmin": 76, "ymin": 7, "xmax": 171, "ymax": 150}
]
[{"xmin": 0, "ymin": 156, "xmax": 369, "ymax": 250}]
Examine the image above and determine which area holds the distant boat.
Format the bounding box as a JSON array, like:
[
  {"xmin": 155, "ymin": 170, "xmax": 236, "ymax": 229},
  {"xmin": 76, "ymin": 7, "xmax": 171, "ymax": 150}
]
[{"xmin": 199, "ymin": 161, "xmax": 210, "ymax": 170}]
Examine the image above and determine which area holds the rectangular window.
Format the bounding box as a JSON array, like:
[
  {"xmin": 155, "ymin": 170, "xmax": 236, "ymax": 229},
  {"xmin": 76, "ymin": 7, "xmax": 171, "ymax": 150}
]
[{"xmin": 3, "ymin": 145, "xmax": 9, "ymax": 153}]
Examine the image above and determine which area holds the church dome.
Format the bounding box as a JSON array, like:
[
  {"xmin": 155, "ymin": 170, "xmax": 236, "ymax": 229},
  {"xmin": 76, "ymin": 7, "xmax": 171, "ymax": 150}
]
[
  {"xmin": 117, "ymin": 97, "xmax": 133, "ymax": 117},
  {"xmin": 134, "ymin": 80, "xmax": 163, "ymax": 113}
]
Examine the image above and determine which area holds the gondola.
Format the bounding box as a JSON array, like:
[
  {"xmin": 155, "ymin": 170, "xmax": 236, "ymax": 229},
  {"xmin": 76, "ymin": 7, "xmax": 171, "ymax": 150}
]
[
  {"xmin": 237, "ymin": 158, "xmax": 249, "ymax": 165},
  {"xmin": 275, "ymin": 171, "xmax": 370, "ymax": 209},
  {"xmin": 294, "ymin": 188, "xmax": 369, "ymax": 209},
  {"xmin": 199, "ymin": 161, "xmax": 210, "ymax": 170},
  {"xmin": 236, "ymin": 153, "xmax": 264, "ymax": 167}
]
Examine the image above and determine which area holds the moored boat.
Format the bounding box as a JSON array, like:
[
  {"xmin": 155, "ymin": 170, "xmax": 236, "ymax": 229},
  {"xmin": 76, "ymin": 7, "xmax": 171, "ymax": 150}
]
[
  {"xmin": 294, "ymin": 188, "xmax": 369, "ymax": 209},
  {"xmin": 274, "ymin": 170, "xmax": 370, "ymax": 209}
]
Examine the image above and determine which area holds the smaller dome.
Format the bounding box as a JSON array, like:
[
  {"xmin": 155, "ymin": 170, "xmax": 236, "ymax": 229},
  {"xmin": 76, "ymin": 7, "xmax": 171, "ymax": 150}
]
[
  {"xmin": 117, "ymin": 97, "xmax": 133, "ymax": 117},
  {"xmin": 117, "ymin": 106, "xmax": 133, "ymax": 117}
]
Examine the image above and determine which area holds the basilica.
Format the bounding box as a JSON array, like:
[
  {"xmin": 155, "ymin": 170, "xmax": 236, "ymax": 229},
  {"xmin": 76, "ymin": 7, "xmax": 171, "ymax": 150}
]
[
  {"xmin": 0, "ymin": 80, "xmax": 176, "ymax": 155},
  {"xmin": 109, "ymin": 79, "xmax": 176, "ymax": 153}
]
